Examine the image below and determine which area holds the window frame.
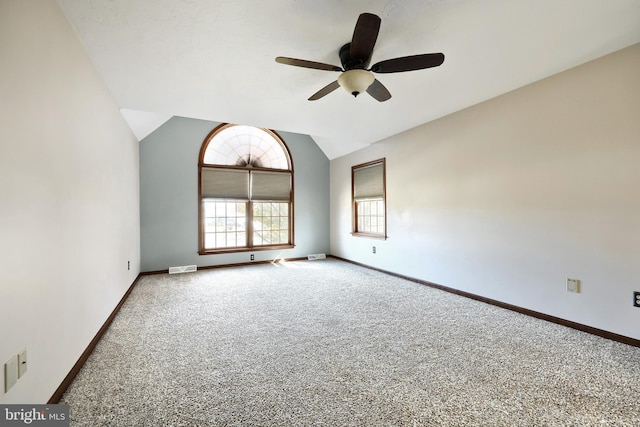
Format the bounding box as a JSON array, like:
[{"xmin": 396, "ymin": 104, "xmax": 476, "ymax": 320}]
[
  {"xmin": 351, "ymin": 158, "xmax": 387, "ymax": 239},
  {"xmin": 198, "ymin": 123, "xmax": 295, "ymax": 255}
]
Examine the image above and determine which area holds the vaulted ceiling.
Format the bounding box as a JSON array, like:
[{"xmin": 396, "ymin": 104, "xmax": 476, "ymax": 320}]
[{"xmin": 57, "ymin": 0, "xmax": 640, "ymax": 159}]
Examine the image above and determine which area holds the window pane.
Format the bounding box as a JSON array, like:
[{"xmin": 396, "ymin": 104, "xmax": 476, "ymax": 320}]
[
  {"xmin": 279, "ymin": 217, "xmax": 288, "ymax": 230},
  {"xmin": 252, "ymin": 201, "xmax": 289, "ymax": 247},
  {"xmin": 204, "ymin": 233, "xmax": 215, "ymax": 248},
  {"xmin": 254, "ymin": 231, "xmax": 263, "ymax": 245},
  {"xmin": 355, "ymin": 199, "xmax": 384, "ymax": 234},
  {"xmin": 228, "ymin": 233, "xmax": 237, "ymax": 247},
  {"xmin": 203, "ymin": 200, "xmax": 248, "ymax": 249},
  {"xmin": 362, "ymin": 216, "xmax": 370, "ymax": 230},
  {"xmin": 226, "ymin": 203, "xmax": 236, "ymax": 217},
  {"xmin": 267, "ymin": 204, "xmax": 276, "ymax": 216},
  {"xmin": 204, "ymin": 202, "xmax": 214, "ymax": 217}
]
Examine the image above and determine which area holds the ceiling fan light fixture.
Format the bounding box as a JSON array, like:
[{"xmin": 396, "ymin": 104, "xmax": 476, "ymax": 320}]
[
  {"xmin": 275, "ymin": 13, "xmax": 444, "ymax": 101},
  {"xmin": 337, "ymin": 69, "xmax": 375, "ymax": 97}
]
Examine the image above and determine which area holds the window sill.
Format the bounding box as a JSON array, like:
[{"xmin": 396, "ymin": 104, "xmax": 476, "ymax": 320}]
[
  {"xmin": 351, "ymin": 232, "xmax": 387, "ymax": 240},
  {"xmin": 199, "ymin": 244, "xmax": 295, "ymax": 255}
]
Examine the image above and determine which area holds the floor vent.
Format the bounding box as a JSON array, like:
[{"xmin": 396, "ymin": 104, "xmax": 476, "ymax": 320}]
[
  {"xmin": 168, "ymin": 265, "xmax": 197, "ymax": 274},
  {"xmin": 307, "ymin": 254, "xmax": 326, "ymax": 260}
]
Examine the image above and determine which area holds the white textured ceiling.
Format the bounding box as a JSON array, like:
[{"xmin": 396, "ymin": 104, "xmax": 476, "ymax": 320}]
[{"xmin": 57, "ymin": 0, "xmax": 640, "ymax": 159}]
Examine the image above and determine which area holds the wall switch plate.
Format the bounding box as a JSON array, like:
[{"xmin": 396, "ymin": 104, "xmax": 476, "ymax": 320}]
[
  {"xmin": 4, "ymin": 355, "xmax": 19, "ymax": 393},
  {"xmin": 18, "ymin": 349, "xmax": 27, "ymax": 378},
  {"xmin": 567, "ymin": 278, "xmax": 580, "ymax": 293},
  {"xmin": 634, "ymin": 291, "xmax": 640, "ymax": 308}
]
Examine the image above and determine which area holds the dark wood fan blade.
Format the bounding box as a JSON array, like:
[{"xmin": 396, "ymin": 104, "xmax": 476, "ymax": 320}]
[
  {"xmin": 370, "ymin": 53, "xmax": 445, "ymax": 73},
  {"xmin": 276, "ymin": 57, "xmax": 342, "ymax": 72},
  {"xmin": 350, "ymin": 13, "xmax": 381, "ymax": 62},
  {"xmin": 308, "ymin": 80, "xmax": 341, "ymax": 101},
  {"xmin": 366, "ymin": 79, "xmax": 392, "ymax": 102}
]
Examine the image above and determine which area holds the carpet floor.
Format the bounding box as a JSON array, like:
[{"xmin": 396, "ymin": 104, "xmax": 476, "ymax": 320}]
[{"xmin": 61, "ymin": 259, "xmax": 640, "ymax": 426}]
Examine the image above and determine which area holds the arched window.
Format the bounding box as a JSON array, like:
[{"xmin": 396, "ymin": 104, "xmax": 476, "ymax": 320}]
[{"xmin": 198, "ymin": 124, "xmax": 294, "ymax": 254}]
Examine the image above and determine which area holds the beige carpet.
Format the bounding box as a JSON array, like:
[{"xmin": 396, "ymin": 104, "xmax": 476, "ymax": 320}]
[{"xmin": 61, "ymin": 259, "xmax": 640, "ymax": 426}]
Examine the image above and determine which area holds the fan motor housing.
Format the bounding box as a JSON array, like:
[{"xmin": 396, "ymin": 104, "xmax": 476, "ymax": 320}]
[{"xmin": 340, "ymin": 43, "xmax": 370, "ymax": 70}]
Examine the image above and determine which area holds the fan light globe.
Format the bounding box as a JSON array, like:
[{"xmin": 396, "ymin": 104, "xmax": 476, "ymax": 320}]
[{"xmin": 338, "ymin": 69, "xmax": 375, "ymax": 97}]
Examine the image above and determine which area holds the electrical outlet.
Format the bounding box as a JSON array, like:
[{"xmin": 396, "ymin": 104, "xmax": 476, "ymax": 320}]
[
  {"xmin": 634, "ymin": 291, "xmax": 640, "ymax": 308},
  {"xmin": 127, "ymin": 260, "xmax": 130, "ymax": 271},
  {"xmin": 18, "ymin": 349, "xmax": 27, "ymax": 378},
  {"xmin": 372, "ymin": 246, "xmax": 376, "ymax": 254},
  {"xmin": 566, "ymin": 278, "xmax": 580, "ymax": 293},
  {"xmin": 250, "ymin": 254, "xmax": 255, "ymax": 261},
  {"xmin": 4, "ymin": 355, "xmax": 18, "ymax": 393}
]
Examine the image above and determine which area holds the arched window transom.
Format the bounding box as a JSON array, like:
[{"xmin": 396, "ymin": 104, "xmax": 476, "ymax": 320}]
[{"xmin": 202, "ymin": 125, "xmax": 290, "ymax": 169}]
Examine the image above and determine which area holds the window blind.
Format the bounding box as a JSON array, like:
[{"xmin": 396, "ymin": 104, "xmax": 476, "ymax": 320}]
[
  {"xmin": 353, "ymin": 162, "xmax": 384, "ymax": 200},
  {"xmin": 251, "ymin": 171, "xmax": 291, "ymax": 201},
  {"xmin": 201, "ymin": 168, "xmax": 249, "ymax": 200}
]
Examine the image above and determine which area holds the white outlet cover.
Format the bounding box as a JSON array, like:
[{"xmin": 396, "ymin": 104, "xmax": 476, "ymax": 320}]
[
  {"xmin": 567, "ymin": 278, "xmax": 580, "ymax": 293},
  {"xmin": 4, "ymin": 355, "xmax": 19, "ymax": 393},
  {"xmin": 18, "ymin": 349, "xmax": 27, "ymax": 378}
]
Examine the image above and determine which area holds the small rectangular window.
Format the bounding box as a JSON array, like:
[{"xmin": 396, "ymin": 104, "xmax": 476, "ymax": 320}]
[{"xmin": 352, "ymin": 159, "xmax": 386, "ymax": 238}]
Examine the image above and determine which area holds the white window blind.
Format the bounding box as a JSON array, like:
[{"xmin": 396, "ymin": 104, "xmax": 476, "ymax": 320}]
[{"xmin": 353, "ymin": 162, "xmax": 384, "ymax": 200}]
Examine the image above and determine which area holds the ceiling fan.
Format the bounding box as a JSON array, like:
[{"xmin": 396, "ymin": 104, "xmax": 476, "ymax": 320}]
[{"xmin": 275, "ymin": 13, "xmax": 444, "ymax": 102}]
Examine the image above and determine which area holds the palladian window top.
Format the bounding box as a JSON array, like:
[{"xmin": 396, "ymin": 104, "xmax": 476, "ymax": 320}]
[{"xmin": 202, "ymin": 124, "xmax": 290, "ymax": 170}]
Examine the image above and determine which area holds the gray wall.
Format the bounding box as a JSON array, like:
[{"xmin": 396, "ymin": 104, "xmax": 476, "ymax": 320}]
[{"xmin": 140, "ymin": 117, "xmax": 330, "ymax": 271}]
